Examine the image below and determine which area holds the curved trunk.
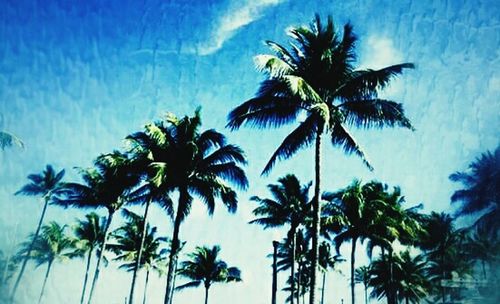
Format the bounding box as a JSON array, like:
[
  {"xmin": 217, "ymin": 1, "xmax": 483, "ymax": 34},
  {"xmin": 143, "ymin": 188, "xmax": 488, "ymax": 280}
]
[
  {"xmin": 309, "ymin": 131, "xmax": 322, "ymax": 304},
  {"xmin": 290, "ymin": 228, "xmax": 296, "ymax": 304},
  {"xmin": 142, "ymin": 270, "xmax": 150, "ymax": 304},
  {"xmin": 164, "ymin": 190, "xmax": 186, "ymax": 304},
  {"xmin": 11, "ymin": 196, "xmax": 50, "ymax": 301},
  {"xmin": 87, "ymin": 211, "xmax": 115, "ymax": 304},
  {"xmin": 80, "ymin": 248, "xmax": 94, "ymax": 304},
  {"xmin": 38, "ymin": 260, "xmax": 53, "ymax": 304},
  {"xmin": 129, "ymin": 199, "xmax": 152, "ymax": 304},
  {"xmin": 351, "ymin": 236, "xmax": 358, "ymax": 304},
  {"xmin": 320, "ymin": 272, "xmax": 326, "ymax": 304}
]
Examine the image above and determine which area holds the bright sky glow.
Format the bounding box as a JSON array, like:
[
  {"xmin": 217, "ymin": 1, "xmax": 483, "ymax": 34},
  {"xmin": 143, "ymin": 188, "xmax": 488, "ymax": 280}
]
[{"xmin": 0, "ymin": 0, "xmax": 498, "ymax": 304}]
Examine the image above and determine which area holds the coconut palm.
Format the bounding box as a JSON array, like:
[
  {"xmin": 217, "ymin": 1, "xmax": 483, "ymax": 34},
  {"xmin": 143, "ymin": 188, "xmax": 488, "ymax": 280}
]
[
  {"xmin": 450, "ymin": 146, "xmax": 500, "ymax": 238},
  {"xmin": 17, "ymin": 222, "xmax": 77, "ymax": 304},
  {"xmin": 368, "ymin": 251, "xmax": 430, "ymax": 304},
  {"xmin": 355, "ymin": 266, "xmax": 370, "ymax": 304},
  {"xmin": 10, "ymin": 165, "xmax": 66, "ymax": 301},
  {"xmin": 73, "ymin": 212, "xmax": 107, "ymax": 304},
  {"xmin": 176, "ymin": 245, "xmax": 241, "ymax": 304},
  {"xmin": 108, "ymin": 208, "xmax": 168, "ymax": 304},
  {"xmin": 126, "ymin": 109, "xmax": 247, "ymax": 304},
  {"xmin": 323, "ymin": 180, "xmax": 387, "ymax": 304},
  {"xmin": 250, "ymin": 174, "xmax": 311, "ymax": 303},
  {"xmin": 227, "ymin": 15, "xmax": 414, "ymax": 303},
  {"xmin": 56, "ymin": 151, "xmax": 139, "ymax": 304}
]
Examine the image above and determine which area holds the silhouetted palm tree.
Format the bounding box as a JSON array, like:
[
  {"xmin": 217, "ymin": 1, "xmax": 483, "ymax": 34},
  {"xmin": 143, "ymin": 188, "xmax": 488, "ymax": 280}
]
[
  {"xmin": 56, "ymin": 152, "xmax": 139, "ymax": 304},
  {"xmin": 450, "ymin": 146, "xmax": 500, "ymax": 238},
  {"xmin": 318, "ymin": 242, "xmax": 342, "ymax": 304},
  {"xmin": 73, "ymin": 212, "xmax": 107, "ymax": 304},
  {"xmin": 227, "ymin": 15, "xmax": 414, "ymax": 303},
  {"xmin": 129, "ymin": 110, "xmax": 247, "ymax": 304},
  {"xmin": 250, "ymin": 174, "xmax": 311, "ymax": 303},
  {"xmin": 108, "ymin": 209, "xmax": 168, "ymax": 304},
  {"xmin": 17, "ymin": 222, "xmax": 77, "ymax": 304},
  {"xmin": 355, "ymin": 266, "xmax": 370, "ymax": 304},
  {"xmin": 11, "ymin": 165, "xmax": 65, "ymax": 301},
  {"xmin": 176, "ymin": 245, "xmax": 241, "ymax": 304}
]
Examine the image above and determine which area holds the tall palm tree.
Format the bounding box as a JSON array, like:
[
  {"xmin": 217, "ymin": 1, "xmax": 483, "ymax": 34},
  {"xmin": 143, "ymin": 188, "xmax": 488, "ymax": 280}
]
[
  {"xmin": 176, "ymin": 245, "xmax": 241, "ymax": 304},
  {"xmin": 108, "ymin": 208, "xmax": 168, "ymax": 304},
  {"xmin": 56, "ymin": 152, "xmax": 139, "ymax": 304},
  {"xmin": 355, "ymin": 266, "xmax": 370, "ymax": 304},
  {"xmin": 11, "ymin": 165, "xmax": 66, "ymax": 301},
  {"xmin": 17, "ymin": 222, "xmax": 77, "ymax": 304},
  {"xmin": 227, "ymin": 15, "xmax": 414, "ymax": 303},
  {"xmin": 318, "ymin": 242, "xmax": 342, "ymax": 304},
  {"xmin": 127, "ymin": 109, "xmax": 248, "ymax": 304},
  {"xmin": 450, "ymin": 145, "xmax": 500, "ymax": 238},
  {"xmin": 250, "ymin": 174, "xmax": 311, "ymax": 303},
  {"xmin": 73, "ymin": 212, "xmax": 107, "ymax": 304}
]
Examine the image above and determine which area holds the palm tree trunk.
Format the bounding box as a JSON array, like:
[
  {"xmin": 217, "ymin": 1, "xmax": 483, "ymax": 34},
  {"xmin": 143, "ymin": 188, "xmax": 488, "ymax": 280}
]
[
  {"xmin": 87, "ymin": 210, "xmax": 115, "ymax": 304},
  {"xmin": 38, "ymin": 261, "xmax": 53, "ymax": 304},
  {"xmin": 364, "ymin": 283, "xmax": 368, "ymax": 304},
  {"xmin": 351, "ymin": 237, "xmax": 358, "ymax": 304},
  {"xmin": 297, "ymin": 263, "xmax": 301, "ymax": 304},
  {"xmin": 204, "ymin": 286, "xmax": 209, "ymax": 304},
  {"xmin": 142, "ymin": 270, "xmax": 150, "ymax": 304},
  {"xmin": 129, "ymin": 198, "xmax": 152, "ymax": 304},
  {"xmin": 272, "ymin": 241, "xmax": 279, "ymax": 304},
  {"xmin": 10, "ymin": 196, "xmax": 50, "ymax": 301},
  {"xmin": 164, "ymin": 193, "xmax": 185, "ymax": 304},
  {"xmin": 80, "ymin": 248, "xmax": 93, "ymax": 304},
  {"xmin": 309, "ymin": 131, "xmax": 322, "ymax": 304},
  {"xmin": 388, "ymin": 249, "xmax": 394, "ymax": 304},
  {"xmin": 290, "ymin": 229, "xmax": 296, "ymax": 304},
  {"xmin": 169, "ymin": 258, "xmax": 178, "ymax": 304},
  {"xmin": 320, "ymin": 272, "xmax": 326, "ymax": 304},
  {"xmin": 482, "ymin": 260, "xmax": 486, "ymax": 279}
]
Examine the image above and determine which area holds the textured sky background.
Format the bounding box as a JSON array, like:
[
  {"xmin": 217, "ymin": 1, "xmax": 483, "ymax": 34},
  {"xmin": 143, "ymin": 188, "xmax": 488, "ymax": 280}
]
[{"xmin": 0, "ymin": 0, "xmax": 498, "ymax": 303}]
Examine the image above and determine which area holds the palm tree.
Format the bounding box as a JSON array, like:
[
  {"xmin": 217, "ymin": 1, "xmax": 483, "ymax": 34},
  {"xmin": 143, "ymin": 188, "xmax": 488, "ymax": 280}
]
[
  {"xmin": 127, "ymin": 109, "xmax": 248, "ymax": 304},
  {"xmin": 73, "ymin": 212, "xmax": 107, "ymax": 304},
  {"xmin": 355, "ymin": 266, "xmax": 370, "ymax": 304},
  {"xmin": 450, "ymin": 145, "xmax": 500, "ymax": 238},
  {"xmin": 176, "ymin": 245, "xmax": 241, "ymax": 304},
  {"xmin": 108, "ymin": 209, "xmax": 168, "ymax": 304},
  {"xmin": 368, "ymin": 251, "xmax": 430, "ymax": 304},
  {"xmin": 10, "ymin": 165, "xmax": 66, "ymax": 301},
  {"xmin": 0, "ymin": 250, "xmax": 17, "ymax": 304},
  {"xmin": 250, "ymin": 174, "xmax": 311, "ymax": 303},
  {"xmin": 56, "ymin": 152, "xmax": 139, "ymax": 304},
  {"xmin": 318, "ymin": 242, "xmax": 342, "ymax": 304},
  {"xmin": 227, "ymin": 15, "xmax": 414, "ymax": 303},
  {"xmin": 17, "ymin": 222, "xmax": 77, "ymax": 304},
  {"xmin": 0, "ymin": 130, "xmax": 23, "ymax": 150}
]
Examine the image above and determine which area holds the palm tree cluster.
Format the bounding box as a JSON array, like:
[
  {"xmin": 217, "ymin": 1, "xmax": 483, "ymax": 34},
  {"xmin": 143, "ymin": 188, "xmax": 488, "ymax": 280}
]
[{"xmin": 3, "ymin": 14, "xmax": 499, "ymax": 304}]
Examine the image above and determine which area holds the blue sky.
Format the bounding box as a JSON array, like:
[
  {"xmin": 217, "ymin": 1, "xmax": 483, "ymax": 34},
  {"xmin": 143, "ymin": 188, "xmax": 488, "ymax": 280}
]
[{"xmin": 0, "ymin": 0, "xmax": 498, "ymax": 303}]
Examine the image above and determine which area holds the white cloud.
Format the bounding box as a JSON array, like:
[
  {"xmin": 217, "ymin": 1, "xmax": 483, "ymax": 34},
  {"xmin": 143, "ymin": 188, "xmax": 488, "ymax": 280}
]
[{"xmin": 195, "ymin": 0, "xmax": 284, "ymax": 56}]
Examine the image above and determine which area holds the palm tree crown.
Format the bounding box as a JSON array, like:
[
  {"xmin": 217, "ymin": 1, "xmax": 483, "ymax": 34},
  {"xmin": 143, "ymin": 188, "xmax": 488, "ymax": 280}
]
[{"xmin": 176, "ymin": 245, "xmax": 241, "ymax": 304}]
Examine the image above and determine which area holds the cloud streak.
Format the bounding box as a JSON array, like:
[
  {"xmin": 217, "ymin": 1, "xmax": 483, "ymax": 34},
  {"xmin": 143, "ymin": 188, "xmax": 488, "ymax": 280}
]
[{"xmin": 196, "ymin": 0, "xmax": 284, "ymax": 56}]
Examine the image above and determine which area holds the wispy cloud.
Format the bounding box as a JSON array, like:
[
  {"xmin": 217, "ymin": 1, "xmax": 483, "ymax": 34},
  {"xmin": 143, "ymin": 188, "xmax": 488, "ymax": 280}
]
[{"xmin": 195, "ymin": 0, "xmax": 284, "ymax": 56}]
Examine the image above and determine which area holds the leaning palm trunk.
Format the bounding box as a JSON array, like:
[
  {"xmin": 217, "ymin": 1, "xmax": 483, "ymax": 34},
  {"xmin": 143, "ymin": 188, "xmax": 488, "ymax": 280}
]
[
  {"xmin": 87, "ymin": 211, "xmax": 114, "ymax": 304},
  {"xmin": 164, "ymin": 194, "xmax": 185, "ymax": 304},
  {"xmin": 351, "ymin": 237, "xmax": 358, "ymax": 304},
  {"xmin": 309, "ymin": 132, "xmax": 322, "ymax": 304},
  {"xmin": 80, "ymin": 248, "xmax": 94, "ymax": 304},
  {"xmin": 169, "ymin": 257, "xmax": 179, "ymax": 304},
  {"xmin": 38, "ymin": 261, "xmax": 53, "ymax": 304},
  {"xmin": 10, "ymin": 196, "xmax": 49, "ymax": 301},
  {"xmin": 142, "ymin": 270, "xmax": 150, "ymax": 304},
  {"xmin": 129, "ymin": 199, "xmax": 152, "ymax": 304}
]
